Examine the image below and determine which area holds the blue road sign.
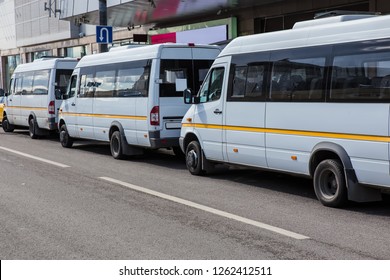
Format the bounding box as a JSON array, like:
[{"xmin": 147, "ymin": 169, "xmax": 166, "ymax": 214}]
[{"xmin": 96, "ymin": 26, "xmax": 113, "ymax": 44}]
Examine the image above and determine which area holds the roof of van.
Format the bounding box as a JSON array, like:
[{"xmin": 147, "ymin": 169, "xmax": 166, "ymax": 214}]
[
  {"xmin": 76, "ymin": 43, "xmax": 220, "ymax": 68},
  {"xmin": 220, "ymin": 14, "xmax": 390, "ymax": 57},
  {"xmin": 14, "ymin": 57, "xmax": 79, "ymax": 73}
]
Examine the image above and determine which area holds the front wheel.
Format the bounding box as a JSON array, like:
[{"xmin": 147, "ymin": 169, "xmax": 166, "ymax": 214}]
[
  {"xmin": 59, "ymin": 124, "xmax": 73, "ymax": 148},
  {"xmin": 2, "ymin": 116, "xmax": 14, "ymax": 132},
  {"xmin": 313, "ymin": 159, "xmax": 348, "ymax": 208},
  {"xmin": 185, "ymin": 140, "xmax": 204, "ymax": 175},
  {"xmin": 110, "ymin": 131, "xmax": 124, "ymax": 159}
]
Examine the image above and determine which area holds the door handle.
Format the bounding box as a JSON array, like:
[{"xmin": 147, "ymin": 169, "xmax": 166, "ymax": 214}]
[
  {"xmin": 213, "ymin": 109, "xmax": 222, "ymax": 114},
  {"xmin": 71, "ymin": 102, "xmax": 76, "ymax": 106}
]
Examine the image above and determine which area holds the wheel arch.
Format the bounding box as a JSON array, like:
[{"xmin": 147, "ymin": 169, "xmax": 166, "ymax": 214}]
[
  {"xmin": 183, "ymin": 132, "xmax": 200, "ymax": 153},
  {"xmin": 58, "ymin": 118, "xmax": 66, "ymax": 128},
  {"xmin": 310, "ymin": 142, "xmax": 381, "ymax": 203},
  {"xmin": 28, "ymin": 111, "xmax": 37, "ymax": 123},
  {"xmin": 109, "ymin": 121, "xmax": 125, "ymax": 140},
  {"xmin": 309, "ymin": 142, "xmax": 355, "ymax": 179}
]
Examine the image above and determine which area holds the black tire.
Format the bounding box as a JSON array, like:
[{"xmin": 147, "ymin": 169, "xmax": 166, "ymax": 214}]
[
  {"xmin": 29, "ymin": 118, "xmax": 38, "ymax": 139},
  {"xmin": 185, "ymin": 140, "xmax": 204, "ymax": 175},
  {"xmin": 59, "ymin": 124, "xmax": 73, "ymax": 148},
  {"xmin": 110, "ymin": 131, "xmax": 124, "ymax": 159},
  {"xmin": 2, "ymin": 116, "xmax": 14, "ymax": 132},
  {"xmin": 313, "ymin": 159, "xmax": 348, "ymax": 208}
]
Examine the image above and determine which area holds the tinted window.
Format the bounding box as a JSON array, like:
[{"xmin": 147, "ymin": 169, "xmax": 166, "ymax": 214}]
[
  {"xmin": 116, "ymin": 67, "xmax": 149, "ymax": 97},
  {"xmin": 32, "ymin": 70, "xmax": 50, "ymax": 95},
  {"xmin": 66, "ymin": 75, "xmax": 77, "ymax": 99},
  {"xmin": 159, "ymin": 59, "xmax": 213, "ymax": 97},
  {"xmin": 229, "ymin": 64, "xmax": 266, "ymax": 101},
  {"xmin": 95, "ymin": 70, "xmax": 116, "ymax": 97},
  {"xmin": 79, "ymin": 74, "xmax": 95, "ymax": 98},
  {"xmin": 331, "ymin": 39, "xmax": 390, "ymax": 101},
  {"xmin": 268, "ymin": 47, "xmax": 328, "ymax": 102},
  {"xmin": 21, "ymin": 72, "xmax": 33, "ymax": 95},
  {"xmin": 198, "ymin": 67, "xmax": 225, "ymax": 103},
  {"xmin": 78, "ymin": 60, "xmax": 151, "ymax": 98},
  {"xmin": 55, "ymin": 69, "xmax": 73, "ymax": 99}
]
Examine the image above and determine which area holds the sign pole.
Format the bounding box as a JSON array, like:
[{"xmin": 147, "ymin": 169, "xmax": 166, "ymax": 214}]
[{"xmin": 98, "ymin": 0, "xmax": 108, "ymax": 53}]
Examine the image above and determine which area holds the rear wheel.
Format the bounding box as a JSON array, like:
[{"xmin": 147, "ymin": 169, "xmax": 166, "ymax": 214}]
[
  {"xmin": 110, "ymin": 131, "xmax": 124, "ymax": 159},
  {"xmin": 29, "ymin": 118, "xmax": 38, "ymax": 139},
  {"xmin": 2, "ymin": 116, "xmax": 14, "ymax": 132},
  {"xmin": 185, "ymin": 140, "xmax": 204, "ymax": 175},
  {"xmin": 59, "ymin": 124, "xmax": 73, "ymax": 148},
  {"xmin": 313, "ymin": 159, "xmax": 348, "ymax": 208}
]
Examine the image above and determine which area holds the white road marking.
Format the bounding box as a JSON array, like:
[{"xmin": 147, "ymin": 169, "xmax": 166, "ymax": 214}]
[
  {"xmin": 0, "ymin": 146, "xmax": 70, "ymax": 168},
  {"xmin": 100, "ymin": 176, "xmax": 310, "ymax": 240}
]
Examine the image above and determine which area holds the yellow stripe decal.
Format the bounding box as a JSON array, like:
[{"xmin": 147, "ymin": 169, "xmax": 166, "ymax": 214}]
[
  {"xmin": 182, "ymin": 123, "xmax": 390, "ymax": 143},
  {"xmin": 60, "ymin": 112, "xmax": 147, "ymax": 121},
  {"xmin": 6, "ymin": 106, "xmax": 46, "ymax": 111}
]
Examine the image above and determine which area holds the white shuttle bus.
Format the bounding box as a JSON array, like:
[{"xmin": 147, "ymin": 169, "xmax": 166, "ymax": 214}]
[
  {"xmin": 2, "ymin": 58, "xmax": 78, "ymax": 138},
  {"xmin": 58, "ymin": 43, "xmax": 220, "ymax": 158},
  {"xmin": 180, "ymin": 13, "xmax": 390, "ymax": 207}
]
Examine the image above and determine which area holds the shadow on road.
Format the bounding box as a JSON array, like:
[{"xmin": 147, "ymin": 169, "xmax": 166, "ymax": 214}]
[{"xmin": 2, "ymin": 129, "xmax": 390, "ymax": 214}]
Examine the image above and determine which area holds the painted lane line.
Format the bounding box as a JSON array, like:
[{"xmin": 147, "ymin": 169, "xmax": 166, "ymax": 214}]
[
  {"xmin": 0, "ymin": 146, "xmax": 70, "ymax": 168},
  {"xmin": 99, "ymin": 176, "xmax": 310, "ymax": 240}
]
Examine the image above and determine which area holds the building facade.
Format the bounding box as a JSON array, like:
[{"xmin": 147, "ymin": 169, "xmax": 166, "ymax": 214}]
[{"xmin": 1, "ymin": 0, "xmax": 390, "ymax": 89}]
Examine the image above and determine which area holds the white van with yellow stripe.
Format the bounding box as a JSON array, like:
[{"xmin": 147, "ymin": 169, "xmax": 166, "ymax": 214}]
[
  {"xmin": 180, "ymin": 13, "xmax": 390, "ymax": 207},
  {"xmin": 58, "ymin": 43, "xmax": 220, "ymax": 158},
  {"xmin": 2, "ymin": 58, "xmax": 78, "ymax": 138}
]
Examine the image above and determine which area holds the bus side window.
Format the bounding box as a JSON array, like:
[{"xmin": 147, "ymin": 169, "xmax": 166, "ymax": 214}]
[
  {"xmin": 270, "ymin": 57, "xmax": 325, "ymax": 101},
  {"xmin": 198, "ymin": 67, "xmax": 225, "ymax": 103},
  {"xmin": 65, "ymin": 75, "xmax": 77, "ymax": 99}
]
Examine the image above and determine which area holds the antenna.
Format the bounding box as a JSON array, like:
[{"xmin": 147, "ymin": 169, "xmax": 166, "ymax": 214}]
[{"xmin": 44, "ymin": 0, "xmax": 61, "ymax": 18}]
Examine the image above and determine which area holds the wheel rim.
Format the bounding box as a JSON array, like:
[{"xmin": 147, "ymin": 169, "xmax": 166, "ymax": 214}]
[
  {"xmin": 186, "ymin": 148, "xmax": 198, "ymax": 170},
  {"xmin": 319, "ymin": 169, "xmax": 338, "ymax": 199}
]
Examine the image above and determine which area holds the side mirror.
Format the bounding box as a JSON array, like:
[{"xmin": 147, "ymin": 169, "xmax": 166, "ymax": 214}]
[{"xmin": 183, "ymin": 88, "xmax": 193, "ymax": 104}]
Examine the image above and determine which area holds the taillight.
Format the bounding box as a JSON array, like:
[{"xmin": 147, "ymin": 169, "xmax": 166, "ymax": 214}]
[
  {"xmin": 48, "ymin": 101, "xmax": 55, "ymax": 115},
  {"xmin": 150, "ymin": 106, "xmax": 159, "ymax": 126}
]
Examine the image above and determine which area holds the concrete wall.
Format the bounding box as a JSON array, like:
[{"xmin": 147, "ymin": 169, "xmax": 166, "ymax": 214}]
[
  {"xmin": 14, "ymin": 0, "xmax": 76, "ymax": 47},
  {"xmin": 0, "ymin": 0, "xmax": 16, "ymax": 50}
]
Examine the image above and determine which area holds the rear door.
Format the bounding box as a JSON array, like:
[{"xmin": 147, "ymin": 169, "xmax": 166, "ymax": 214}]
[
  {"xmin": 156, "ymin": 46, "xmax": 219, "ymax": 145},
  {"xmin": 157, "ymin": 47, "xmax": 193, "ymax": 143}
]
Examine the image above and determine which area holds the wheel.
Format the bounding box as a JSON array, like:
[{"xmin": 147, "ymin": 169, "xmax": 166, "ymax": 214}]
[
  {"xmin": 2, "ymin": 116, "xmax": 14, "ymax": 132},
  {"xmin": 110, "ymin": 131, "xmax": 124, "ymax": 159},
  {"xmin": 29, "ymin": 118, "xmax": 38, "ymax": 139},
  {"xmin": 59, "ymin": 124, "xmax": 73, "ymax": 148},
  {"xmin": 185, "ymin": 140, "xmax": 204, "ymax": 175},
  {"xmin": 313, "ymin": 159, "xmax": 348, "ymax": 207},
  {"xmin": 172, "ymin": 146, "xmax": 185, "ymax": 159}
]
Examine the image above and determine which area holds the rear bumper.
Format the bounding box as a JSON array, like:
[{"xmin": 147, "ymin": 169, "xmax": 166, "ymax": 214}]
[{"xmin": 149, "ymin": 131, "xmax": 179, "ymax": 148}]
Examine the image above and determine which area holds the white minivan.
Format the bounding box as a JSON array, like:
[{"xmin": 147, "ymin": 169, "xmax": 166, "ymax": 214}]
[
  {"xmin": 58, "ymin": 43, "xmax": 220, "ymax": 158},
  {"xmin": 2, "ymin": 58, "xmax": 78, "ymax": 138},
  {"xmin": 180, "ymin": 14, "xmax": 390, "ymax": 207}
]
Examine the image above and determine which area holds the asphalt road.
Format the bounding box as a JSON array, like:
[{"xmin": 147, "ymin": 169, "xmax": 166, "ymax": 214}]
[{"xmin": 1, "ymin": 129, "xmax": 390, "ymax": 259}]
